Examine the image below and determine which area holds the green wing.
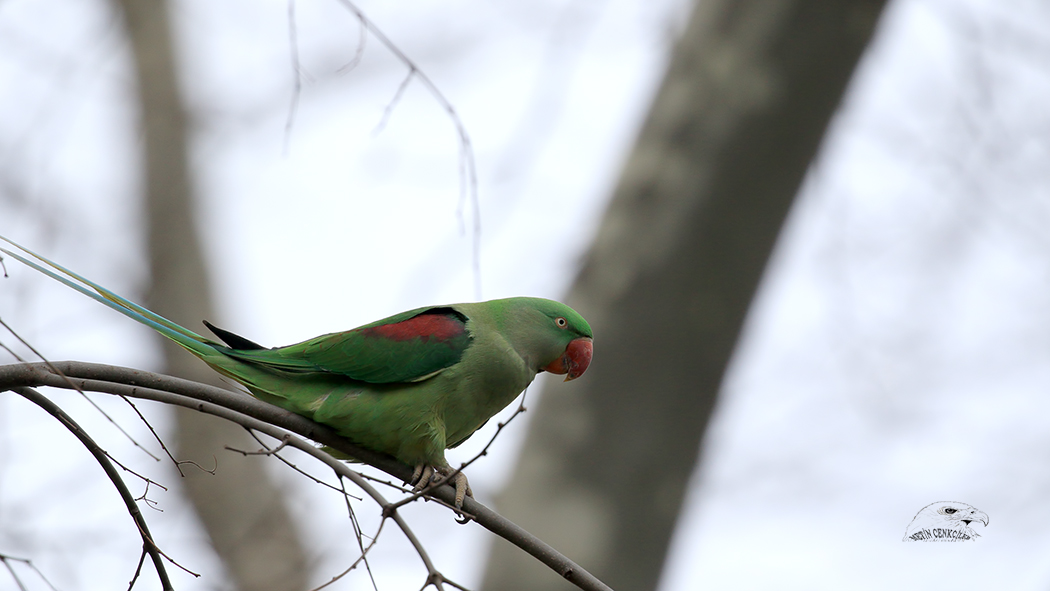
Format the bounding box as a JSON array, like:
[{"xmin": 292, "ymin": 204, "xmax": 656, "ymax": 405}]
[{"xmin": 220, "ymin": 306, "xmax": 472, "ymax": 384}]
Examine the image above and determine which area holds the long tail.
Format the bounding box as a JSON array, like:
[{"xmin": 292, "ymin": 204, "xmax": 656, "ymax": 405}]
[{"xmin": 0, "ymin": 235, "xmax": 219, "ymax": 358}]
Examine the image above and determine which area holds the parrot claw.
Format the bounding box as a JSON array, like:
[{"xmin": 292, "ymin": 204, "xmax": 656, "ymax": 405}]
[
  {"xmin": 410, "ymin": 464, "xmax": 473, "ymax": 510},
  {"xmin": 450, "ymin": 471, "xmax": 473, "ymax": 510},
  {"xmin": 410, "ymin": 463, "xmax": 429, "ymax": 487}
]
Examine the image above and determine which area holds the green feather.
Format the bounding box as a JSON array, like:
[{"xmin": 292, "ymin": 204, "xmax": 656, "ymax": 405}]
[
  {"xmin": 0, "ymin": 236, "xmax": 592, "ymax": 477},
  {"xmin": 221, "ymin": 306, "xmax": 472, "ymax": 383}
]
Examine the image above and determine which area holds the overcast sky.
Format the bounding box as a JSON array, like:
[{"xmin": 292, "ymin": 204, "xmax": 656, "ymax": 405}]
[{"xmin": 2, "ymin": 0, "xmax": 1050, "ymax": 589}]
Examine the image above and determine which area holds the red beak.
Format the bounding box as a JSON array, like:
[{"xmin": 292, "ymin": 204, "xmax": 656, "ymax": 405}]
[{"xmin": 542, "ymin": 337, "xmax": 593, "ymax": 381}]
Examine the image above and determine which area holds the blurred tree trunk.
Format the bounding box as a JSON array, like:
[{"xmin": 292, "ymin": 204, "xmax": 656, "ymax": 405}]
[
  {"xmin": 117, "ymin": 1, "xmax": 310, "ymax": 589},
  {"xmin": 481, "ymin": 1, "xmax": 885, "ymax": 590}
]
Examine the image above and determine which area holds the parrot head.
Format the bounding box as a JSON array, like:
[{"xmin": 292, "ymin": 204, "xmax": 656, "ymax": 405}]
[{"xmin": 498, "ymin": 297, "xmax": 593, "ymax": 381}]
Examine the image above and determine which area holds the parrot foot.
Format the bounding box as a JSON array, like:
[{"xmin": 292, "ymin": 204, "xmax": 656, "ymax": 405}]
[{"xmin": 411, "ymin": 464, "xmax": 473, "ymax": 509}]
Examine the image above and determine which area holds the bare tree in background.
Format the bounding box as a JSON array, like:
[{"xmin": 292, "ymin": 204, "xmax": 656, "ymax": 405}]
[
  {"xmin": 116, "ymin": 0, "xmax": 309, "ymax": 589},
  {"xmin": 482, "ymin": 1, "xmax": 886, "ymax": 589}
]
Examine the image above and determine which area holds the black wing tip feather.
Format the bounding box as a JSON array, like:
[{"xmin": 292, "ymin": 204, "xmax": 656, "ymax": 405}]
[
  {"xmin": 421, "ymin": 306, "xmax": 469, "ymax": 324},
  {"xmin": 203, "ymin": 320, "xmax": 267, "ymax": 350}
]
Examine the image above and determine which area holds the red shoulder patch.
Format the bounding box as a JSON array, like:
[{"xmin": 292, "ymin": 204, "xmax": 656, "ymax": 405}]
[{"xmin": 360, "ymin": 313, "xmax": 465, "ymax": 343}]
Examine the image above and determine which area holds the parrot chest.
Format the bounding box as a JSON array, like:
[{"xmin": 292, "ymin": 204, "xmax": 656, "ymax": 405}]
[{"xmin": 439, "ymin": 336, "xmax": 535, "ymax": 446}]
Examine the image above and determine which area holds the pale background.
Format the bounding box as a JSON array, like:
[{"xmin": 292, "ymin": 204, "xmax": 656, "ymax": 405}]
[{"xmin": 1, "ymin": 0, "xmax": 1049, "ymax": 589}]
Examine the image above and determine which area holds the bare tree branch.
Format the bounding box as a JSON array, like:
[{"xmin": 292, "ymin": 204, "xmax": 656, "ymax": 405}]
[
  {"xmin": 332, "ymin": 0, "xmax": 482, "ymax": 298},
  {"xmin": 0, "ymin": 315, "xmax": 161, "ymax": 461},
  {"xmin": 11, "ymin": 386, "xmax": 177, "ymax": 591},
  {"xmin": 283, "ymin": 0, "xmax": 304, "ymax": 155},
  {"xmin": 0, "ymin": 553, "xmax": 58, "ymax": 591},
  {"xmin": 0, "ymin": 361, "xmax": 614, "ymax": 591}
]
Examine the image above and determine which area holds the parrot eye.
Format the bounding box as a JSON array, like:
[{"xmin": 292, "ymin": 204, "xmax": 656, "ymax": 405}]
[
  {"xmin": 942, "ymin": 507, "xmax": 957, "ymax": 514},
  {"xmin": 555, "ymin": 317, "xmax": 568, "ymax": 328}
]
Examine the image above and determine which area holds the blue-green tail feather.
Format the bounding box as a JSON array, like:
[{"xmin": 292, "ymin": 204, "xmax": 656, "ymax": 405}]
[{"xmin": 0, "ymin": 235, "xmax": 218, "ymax": 357}]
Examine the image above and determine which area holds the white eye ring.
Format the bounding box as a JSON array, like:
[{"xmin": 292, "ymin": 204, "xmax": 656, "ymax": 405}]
[{"xmin": 555, "ymin": 317, "xmax": 568, "ymax": 328}]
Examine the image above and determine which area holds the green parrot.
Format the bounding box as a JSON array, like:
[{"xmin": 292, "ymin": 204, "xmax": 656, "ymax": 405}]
[{"xmin": 0, "ymin": 237, "xmax": 593, "ymax": 508}]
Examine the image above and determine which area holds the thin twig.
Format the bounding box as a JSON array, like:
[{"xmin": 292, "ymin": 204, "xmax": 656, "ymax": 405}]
[
  {"xmin": 120, "ymin": 394, "xmax": 195, "ymax": 475},
  {"xmin": 336, "ymin": 18, "xmax": 367, "ymax": 74},
  {"xmin": 308, "ymin": 519, "xmax": 385, "ymax": 591},
  {"xmin": 127, "ymin": 547, "xmax": 147, "ymax": 591},
  {"xmin": 0, "ymin": 315, "xmax": 162, "ymax": 461},
  {"xmin": 228, "ymin": 435, "xmax": 384, "ymax": 591},
  {"xmin": 351, "ymin": 486, "xmax": 380, "ymax": 591},
  {"xmin": 283, "ymin": 0, "xmax": 303, "ymax": 155},
  {"xmin": 0, "ymin": 339, "xmax": 26, "ymax": 362},
  {"xmin": 373, "ymin": 70, "xmax": 415, "ymax": 136},
  {"xmin": 356, "ymin": 470, "xmax": 415, "ymax": 493},
  {"xmin": 0, "ymin": 553, "xmax": 60, "ymax": 591},
  {"xmin": 238, "ymin": 429, "xmax": 362, "ymax": 500},
  {"xmin": 132, "ymin": 519, "xmax": 202, "ymax": 578},
  {"xmin": 337, "ymin": 474, "xmax": 361, "ymax": 521},
  {"xmin": 236, "ymin": 432, "xmax": 386, "ymax": 591},
  {"xmin": 332, "ymin": 0, "xmax": 482, "ymax": 298},
  {"xmin": 12, "ymin": 387, "xmax": 177, "ymax": 591},
  {"xmin": 226, "ymin": 434, "xmax": 292, "ymax": 456},
  {"xmin": 0, "ymin": 554, "xmax": 29, "ymax": 591},
  {"xmin": 136, "ymin": 479, "xmax": 164, "ymax": 512}
]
